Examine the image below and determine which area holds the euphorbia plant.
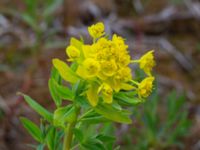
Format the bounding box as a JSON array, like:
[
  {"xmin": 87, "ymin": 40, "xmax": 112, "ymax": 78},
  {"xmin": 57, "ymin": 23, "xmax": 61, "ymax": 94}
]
[{"xmin": 19, "ymin": 22, "xmax": 156, "ymax": 150}]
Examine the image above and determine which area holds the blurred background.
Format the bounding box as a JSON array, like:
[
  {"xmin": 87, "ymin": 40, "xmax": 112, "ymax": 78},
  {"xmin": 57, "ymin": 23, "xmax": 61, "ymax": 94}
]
[{"xmin": 0, "ymin": 0, "xmax": 200, "ymax": 149}]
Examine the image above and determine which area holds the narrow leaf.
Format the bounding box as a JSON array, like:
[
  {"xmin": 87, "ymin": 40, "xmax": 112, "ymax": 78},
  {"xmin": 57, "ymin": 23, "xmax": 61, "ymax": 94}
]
[
  {"xmin": 95, "ymin": 104, "xmax": 132, "ymax": 124},
  {"xmin": 114, "ymin": 92, "xmax": 143, "ymax": 106},
  {"xmin": 73, "ymin": 128, "xmax": 84, "ymax": 143},
  {"xmin": 52, "ymin": 59, "xmax": 80, "ymax": 83},
  {"xmin": 48, "ymin": 78, "xmax": 62, "ymax": 107},
  {"xmin": 20, "ymin": 117, "xmax": 42, "ymax": 142},
  {"xmin": 20, "ymin": 93, "xmax": 53, "ymax": 122}
]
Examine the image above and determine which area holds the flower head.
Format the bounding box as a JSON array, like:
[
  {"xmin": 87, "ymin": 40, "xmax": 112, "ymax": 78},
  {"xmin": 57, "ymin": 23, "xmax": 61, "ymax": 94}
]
[
  {"xmin": 138, "ymin": 77, "xmax": 154, "ymax": 98},
  {"xmin": 53, "ymin": 22, "xmax": 156, "ymax": 107},
  {"xmin": 82, "ymin": 58, "xmax": 100, "ymax": 78},
  {"xmin": 88, "ymin": 22, "xmax": 105, "ymax": 39},
  {"xmin": 139, "ymin": 50, "xmax": 156, "ymax": 76},
  {"xmin": 66, "ymin": 45, "xmax": 80, "ymax": 61}
]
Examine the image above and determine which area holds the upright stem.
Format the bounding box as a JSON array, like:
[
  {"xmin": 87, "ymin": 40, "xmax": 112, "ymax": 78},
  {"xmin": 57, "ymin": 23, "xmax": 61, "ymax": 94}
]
[{"xmin": 63, "ymin": 106, "xmax": 80, "ymax": 150}]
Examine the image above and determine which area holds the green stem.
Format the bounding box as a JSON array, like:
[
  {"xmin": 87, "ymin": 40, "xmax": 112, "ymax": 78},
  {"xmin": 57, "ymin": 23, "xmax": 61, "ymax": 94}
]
[
  {"xmin": 130, "ymin": 60, "xmax": 139, "ymax": 63},
  {"xmin": 130, "ymin": 80, "xmax": 139, "ymax": 86},
  {"xmin": 63, "ymin": 106, "xmax": 80, "ymax": 150}
]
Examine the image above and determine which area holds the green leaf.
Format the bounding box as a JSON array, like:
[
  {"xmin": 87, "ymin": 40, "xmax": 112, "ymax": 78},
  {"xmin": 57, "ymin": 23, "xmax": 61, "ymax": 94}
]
[
  {"xmin": 20, "ymin": 93, "xmax": 53, "ymax": 122},
  {"xmin": 73, "ymin": 128, "xmax": 84, "ymax": 143},
  {"xmin": 20, "ymin": 117, "xmax": 42, "ymax": 142},
  {"xmin": 114, "ymin": 146, "xmax": 121, "ymax": 150},
  {"xmin": 54, "ymin": 130, "xmax": 64, "ymax": 149},
  {"xmin": 52, "ymin": 59, "xmax": 80, "ymax": 83},
  {"xmin": 96, "ymin": 134, "xmax": 115, "ymax": 142},
  {"xmin": 114, "ymin": 92, "xmax": 143, "ymax": 106},
  {"xmin": 43, "ymin": 0, "xmax": 63, "ymax": 17},
  {"xmin": 96, "ymin": 134, "xmax": 116, "ymax": 150},
  {"xmin": 50, "ymin": 67, "xmax": 74, "ymax": 102},
  {"xmin": 23, "ymin": 0, "xmax": 38, "ymax": 17},
  {"xmin": 46, "ymin": 127, "xmax": 56, "ymax": 150},
  {"xmin": 21, "ymin": 13, "xmax": 38, "ymax": 32},
  {"xmin": 72, "ymin": 80, "xmax": 87, "ymax": 96},
  {"xmin": 36, "ymin": 144, "xmax": 45, "ymax": 150},
  {"xmin": 55, "ymin": 81, "xmax": 74, "ymax": 101},
  {"xmin": 53, "ymin": 105, "xmax": 76, "ymax": 128},
  {"xmin": 81, "ymin": 138, "xmax": 106, "ymax": 150},
  {"xmin": 50, "ymin": 67, "xmax": 62, "ymax": 84},
  {"xmin": 80, "ymin": 112, "xmax": 109, "ymax": 124},
  {"xmin": 49, "ymin": 78, "xmax": 74, "ymax": 106},
  {"xmin": 167, "ymin": 91, "xmax": 185, "ymax": 120},
  {"xmin": 48, "ymin": 78, "xmax": 62, "ymax": 107},
  {"xmin": 95, "ymin": 104, "xmax": 132, "ymax": 124}
]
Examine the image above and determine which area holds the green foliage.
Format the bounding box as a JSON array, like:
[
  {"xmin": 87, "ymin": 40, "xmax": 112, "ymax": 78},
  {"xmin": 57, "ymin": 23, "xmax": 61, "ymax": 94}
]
[
  {"xmin": 53, "ymin": 105, "xmax": 76, "ymax": 128},
  {"xmin": 21, "ymin": 0, "xmax": 63, "ymax": 31},
  {"xmin": 114, "ymin": 91, "xmax": 143, "ymax": 106},
  {"xmin": 170, "ymin": 0, "xmax": 184, "ymax": 5},
  {"xmin": 95, "ymin": 103, "xmax": 132, "ymax": 124},
  {"xmin": 21, "ymin": 68, "xmax": 137, "ymax": 149},
  {"xmin": 20, "ymin": 61, "xmax": 158, "ymax": 150},
  {"xmin": 17, "ymin": 0, "xmax": 65, "ymax": 52},
  {"xmin": 49, "ymin": 67, "xmax": 74, "ymax": 107},
  {"xmin": 19, "ymin": 93, "xmax": 53, "ymax": 122},
  {"xmin": 122, "ymin": 89, "xmax": 191, "ymax": 150},
  {"xmin": 20, "ymin": 117, "xmax": 43, "ymax": 142}
]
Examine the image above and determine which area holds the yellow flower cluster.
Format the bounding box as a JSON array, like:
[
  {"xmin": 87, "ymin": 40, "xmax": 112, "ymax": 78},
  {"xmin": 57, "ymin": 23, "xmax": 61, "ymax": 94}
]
[
  {"xmin": 53, "ymin": 22, "xmax": 156, "ymax": 106},
  {"xmin": 138, "ymin": 77, "xmax": 154, "ymax": 98},
  {"xmin": 88, "ymin": 22, "xmax": 105, "ymax": 39}
]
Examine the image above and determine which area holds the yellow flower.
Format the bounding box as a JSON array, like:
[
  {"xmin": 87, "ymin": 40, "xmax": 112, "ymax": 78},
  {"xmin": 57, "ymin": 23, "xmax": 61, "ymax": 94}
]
[
  {"xmin": 112, "ymin": 34, "xmax": 128, "ymax": 51},
  {"xmin": 88, "ymin": 22, "xmax": 105, "ymax": 39},
  {"xmin": 109, "ymin": 67, "xmax": 133, "ymax": 92},
  {"xmin": 81, "ymin": 58, "xmax": 100, "ymax": 78},
  {"xmin": 53, "ymin": 22, "xmax": 156, "ymax": 107},
  {"xmin": 115, "ymin": 67, "xmax": 132, "ymax": 82},
  {"xmin": 117, "ymin": 54, "xmax": 131, "ymax": 68},
  {"xmin": 138, "ymin": 50, "xmax": 156, "ymax": 76},
  {"xmin": 137, "ymin": 77, "xmax": 154, "ymax": 98},
  {"xmin": 98, "ymin": 83, "xmax": 113, "ymax": 104},
  {"xmin": 66, "ymin": 45, "xmax": 80, "ymax": 61},
  {"xmin": 100, "ymin": 60, "xmax": 117, "ymax": 77}
]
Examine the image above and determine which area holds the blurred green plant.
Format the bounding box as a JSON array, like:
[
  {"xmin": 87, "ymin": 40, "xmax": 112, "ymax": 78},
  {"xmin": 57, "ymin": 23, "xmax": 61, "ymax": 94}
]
[
  {"xmin": 21, "ymin": 0, "xmax": 64, "ymax": 52},
  {"xmin": 122, "ymin": 87, "xmax": 191, "ymax": 150},
  {"xmin": 170, "ymin": 0, "xmax": 184, "ymax": 5},
  {"xmin": 196, "ymin": 43, "xmax": 200, "ymax": 53}
]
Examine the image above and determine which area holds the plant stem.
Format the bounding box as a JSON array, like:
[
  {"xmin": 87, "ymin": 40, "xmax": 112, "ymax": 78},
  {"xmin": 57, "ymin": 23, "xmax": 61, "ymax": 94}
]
[{"xmin": 63, "ymin": 106, "xmax": 80, "ymax": 150}]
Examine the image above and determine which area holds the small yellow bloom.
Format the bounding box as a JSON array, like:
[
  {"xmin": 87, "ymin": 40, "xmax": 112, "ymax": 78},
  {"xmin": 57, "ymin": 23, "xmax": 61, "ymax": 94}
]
[
  {"xmin": 83, "ymin": 58, "xmax": 100, "ymax": 78},
  {"xmin": 139, "ymin": 50, "xmax": 156, "ymax": 76},
  {"xmin": 88, "ymin": 22, "xmax": 105, "ymax": 39},
  {"xmin": 98, "ymin": 83, "xmax": 113, "ymax": 104},
  {"xmin": 66, "ymin": 45, "xmax": 80, "ymax": 61},
  {"xmin": 138, "ymin": 77, "xmax": 154, "ymax": 98},
  {"xmin": 112, "ymin": 34, "xmax": 128, "ymax": 51},
  {"xmin": 117, "ymin": 54, "xmax": 131, "ymax": 68},
  {"xmin": 115, "ymin": 67, "xmax": 132, "ymax": 82},
  {"xmin": 100, "ymin": 60, "xmax": 117, "ymax": 77}
]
